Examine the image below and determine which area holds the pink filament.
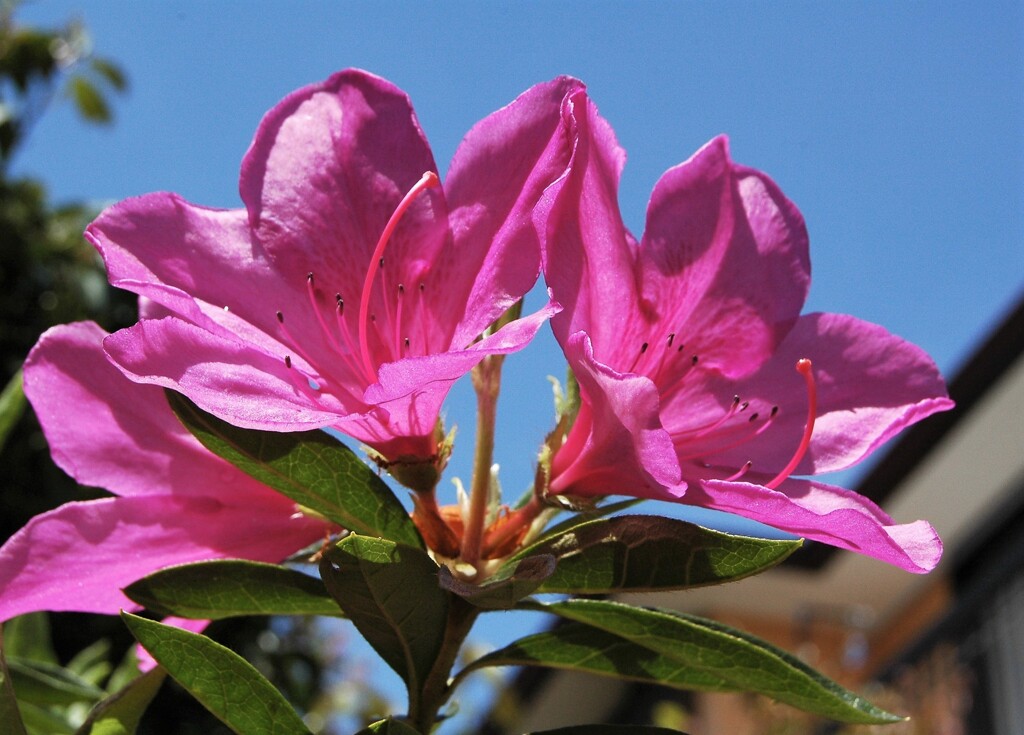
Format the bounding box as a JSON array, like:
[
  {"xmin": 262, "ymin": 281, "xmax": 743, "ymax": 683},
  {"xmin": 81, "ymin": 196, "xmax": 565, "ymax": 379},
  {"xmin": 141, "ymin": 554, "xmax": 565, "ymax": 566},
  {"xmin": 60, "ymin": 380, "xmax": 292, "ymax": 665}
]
[{"xmin": 765, "ymin": 359, "xmax": 817, "ymax": 490}]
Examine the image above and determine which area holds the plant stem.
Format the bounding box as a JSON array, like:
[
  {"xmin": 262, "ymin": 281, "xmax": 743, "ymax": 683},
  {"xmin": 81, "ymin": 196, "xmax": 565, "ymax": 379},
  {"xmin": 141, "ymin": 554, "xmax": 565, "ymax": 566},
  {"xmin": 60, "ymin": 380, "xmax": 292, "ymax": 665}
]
[
  {"xmin": 406, "ymin": 595, "xmax": 480, "ymax": 733},
  {"xmin": 461, "ymin": 357, "xmax": 501, "ymax": 567}
]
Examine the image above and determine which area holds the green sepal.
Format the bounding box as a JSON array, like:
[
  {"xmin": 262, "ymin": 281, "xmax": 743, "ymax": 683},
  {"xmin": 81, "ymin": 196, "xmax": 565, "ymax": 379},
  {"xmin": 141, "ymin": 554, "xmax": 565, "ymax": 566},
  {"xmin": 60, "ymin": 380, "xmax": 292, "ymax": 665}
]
[
  {"xmin": 124, "ymin": 559, "xmax": 341, "ymax": 619},
  {"xmin": 120, "ymin": 612, "xmax": 312, "ymax": 735},
  {"xmin": 167, "ymin": 391, "xmax": 422, "ymax": 548},
  {"xmin": 318, "ymin": 535, "xmax": 448, "ymax": 706},
  {"xmin": 503, "ymin": 515, "xmax": 800, "ymax": 594}
]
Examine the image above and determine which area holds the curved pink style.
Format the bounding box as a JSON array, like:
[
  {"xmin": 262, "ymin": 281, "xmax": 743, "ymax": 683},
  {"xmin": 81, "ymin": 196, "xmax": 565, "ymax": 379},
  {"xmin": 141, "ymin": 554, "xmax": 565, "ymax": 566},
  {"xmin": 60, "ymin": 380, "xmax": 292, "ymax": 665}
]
[
  {"xmin": 89, "ymin": 70, "xmax": 579, "ymax": 468},
  {"xmin": 0, "ymin": 323, "xmax": 329, "ymax": 621},
  {"xmin": 540, "ymin": 91, "xmax": 953, "ymax": 573}
]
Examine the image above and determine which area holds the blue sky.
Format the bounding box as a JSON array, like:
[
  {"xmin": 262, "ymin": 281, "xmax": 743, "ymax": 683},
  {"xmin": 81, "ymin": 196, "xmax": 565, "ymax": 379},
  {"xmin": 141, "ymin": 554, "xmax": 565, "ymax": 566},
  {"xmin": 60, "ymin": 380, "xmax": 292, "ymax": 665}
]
[{"xmin": 11, "ymin": 1, "xmax": 1023, "ymax": 729}]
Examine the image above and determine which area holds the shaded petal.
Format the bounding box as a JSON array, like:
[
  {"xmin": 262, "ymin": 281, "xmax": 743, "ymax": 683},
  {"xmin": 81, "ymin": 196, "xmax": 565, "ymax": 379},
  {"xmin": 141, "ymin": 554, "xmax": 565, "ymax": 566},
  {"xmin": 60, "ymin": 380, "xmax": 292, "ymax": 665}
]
[
  {"xmin": 24, "ymin": 322, "xmax": 283, "ymax": 504},
  {"xmin": 239, "ymin": 68, "xmax": 450, "ymax": 344},
  {"xmin": 444, "ymin": 76, "xmax": 584, "ymax": 346},
  {"xmin": 0, "ymin": 496, "xmax": 326, "ymax": 621},
  {"xmin": 550, "ymin": 332, "xmax": 683, "ymax": 498},
  {"xmin": 693, "ymin": 478, "xmax": 942, "ymax": 573},
  {"xmin": 636, "ymin": 136, "xmax": 810, "ymax": 379},
  {"xmin": 686, "ymin": 313, "xmax": 954, "ymax": 475},
  {"xmin": 103, "ymin": 318, "xmax": 357, "ymax": 431}
]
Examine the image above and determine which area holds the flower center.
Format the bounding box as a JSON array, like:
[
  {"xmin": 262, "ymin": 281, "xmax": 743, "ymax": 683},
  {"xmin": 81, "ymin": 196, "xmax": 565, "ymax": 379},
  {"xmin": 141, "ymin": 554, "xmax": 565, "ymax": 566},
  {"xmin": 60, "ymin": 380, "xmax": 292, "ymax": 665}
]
[{"xmin": 274, "ymin": 172, "xmax": 440, "ymax": 399}]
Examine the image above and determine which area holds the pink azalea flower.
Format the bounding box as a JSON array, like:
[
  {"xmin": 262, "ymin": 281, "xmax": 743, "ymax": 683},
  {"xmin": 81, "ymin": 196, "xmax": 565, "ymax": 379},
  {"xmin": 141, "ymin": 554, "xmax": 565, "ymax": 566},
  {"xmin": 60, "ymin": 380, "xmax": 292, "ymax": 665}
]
[
  {"xmin": 0, "ymin": 322, "xmax": 329, "ymax": 621},
  {"xmin": 89, "ymin": 70, "xmax": 579, "ymax": 483},
  {"xmin": 539, "ymin": 91, "xmax": 954, "ymax": 573}
]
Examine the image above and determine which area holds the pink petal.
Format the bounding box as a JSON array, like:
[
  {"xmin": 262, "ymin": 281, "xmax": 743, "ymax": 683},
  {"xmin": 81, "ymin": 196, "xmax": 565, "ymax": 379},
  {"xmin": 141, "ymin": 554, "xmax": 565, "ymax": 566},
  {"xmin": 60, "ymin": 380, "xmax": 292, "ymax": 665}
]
[
  {"xmin": 692, "ymin": 478, "xmax": 942, "ymax": 573},
  {"xmin": 103, "ymin": 318, "xmax": 357, "ymax": 431},
  {"xmin": 0, "ymin": 497, "xmax": 326, "ymax": 621},
  {"xmin": 541, "ymin": 90, "xmax": 639, "ymax": 354},
  {"xmin": 24, "ymin": 323, "xmax": 282, "ymax": 504},
  {"xmin": 85, "ymin": 193, "xmax": 289, "ymax": 351},
  {"xmin": 239, "ymin": 68, "xmax": 451, "ymax": 346},
  {"xmin": 549, "ymin": 332, "xmax": 683, "ymax": 499},
  {"xmin": 444, "ymin": 76, "xmax": 584, "ymax": 346},
  {"xmin": 636, "ymin": 136, "xmax": 810, "ymax": 379},
  {"xmin": 682, "ymin": 312, "xmax": 954, "ymax": 475}
]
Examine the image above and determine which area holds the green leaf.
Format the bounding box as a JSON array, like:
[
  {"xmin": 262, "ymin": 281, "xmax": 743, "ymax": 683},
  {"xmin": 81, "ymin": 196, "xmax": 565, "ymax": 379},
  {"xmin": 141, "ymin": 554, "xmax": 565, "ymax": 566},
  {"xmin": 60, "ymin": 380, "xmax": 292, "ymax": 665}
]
[
  {"xmin": 2, "ymin": 613, "xmax": 58, "ymax": 665},
  {"xmin": 68, "ymin": 76, "xmax": 112, "ymax": 123},
  {"xmin": 121, "ymin": 613, "xmax": 312, "ymax": 735},
  {"xmin": 1, "ymin": 631, "xmax": 29, "ymax": 735},
  {"xmin": 318, "ymin": 535, "xmax": 448, "ymax": 700},
  {"xmin": 17, "ymin": 699, "xmax": 75, "ymax": 734},
  {"xmin": 528, "ymin": 727, "xmax": 687, "ymax": 734},
  {"xmin": 124, "ymin": 560, "xmax": 341, "ymax": 619},
  {"xmin": 504, "ymin": 515, "xmax": 800, "ymax": 594},
  {"xmin": 67, "ymin": 640, "xmax": 113, "ymax": 686},
  {"xmin": 75, "ymin": 668, "xmax": 166, "ymax": 735},
  {"xmin": 5, "ymin": 658, "xmax": 105, "ymax": 707},
  {"xmin": 354, "ymin": 719, "xmax": 421, "ymax": 735},
  {"xmin": 89, "ymin": 58, "xmax": 128, "ymax": 91},
  {"xmin": 532, "ymin": 600, "xmax": 900, "ymax": 724},
  {"xmin": 168, "ymin": 392, "xmax": 422, "ymax": 548},
  {"xmin": 438, "ymin": 555, "xmax": 555, "ymax": 610},
  {"xmin": 464, "ymin": 622, "xmax": 729, "ymax": 692},
  {"xmin": 0, "ymin": 368, "xmax": 27, "ymax": 454}
]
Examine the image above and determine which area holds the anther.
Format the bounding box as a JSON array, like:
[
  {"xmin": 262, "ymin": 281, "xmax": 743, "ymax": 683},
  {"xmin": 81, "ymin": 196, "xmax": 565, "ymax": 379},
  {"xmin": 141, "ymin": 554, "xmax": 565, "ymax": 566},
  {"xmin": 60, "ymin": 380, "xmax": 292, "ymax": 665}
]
[
  {"xmin": 284, "ymin": 355, "xmax": 292, "ymax": 368},
  {"xmin": 765, "ymin": 359, "xmax": 817, "ymax": 490},
  {"xmin": 640, "ymin": 342, "xmax": 649, "ymax": 354},
  {"xmin": 691, "ymin": 355, "xmax": 699, "ymax": 365},
  {"xmin": 667, "ymin": 333, "xmax": 675, "ymax": 347},
  {"xmin": 748, "ymin": 412, "xmax": 759, "ymax": 422}
]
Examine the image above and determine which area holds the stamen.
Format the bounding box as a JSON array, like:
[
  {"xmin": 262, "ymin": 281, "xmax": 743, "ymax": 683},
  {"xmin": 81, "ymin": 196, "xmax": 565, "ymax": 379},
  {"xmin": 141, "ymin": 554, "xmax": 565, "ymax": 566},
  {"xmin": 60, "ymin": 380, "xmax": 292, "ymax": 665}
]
[
  {"xmin": 357, "ymin": 171, "xmax": 440, "ymax": 382},
  {"xmin": 765, "ymin": 359, "xmax": 817, "ymax": 490},
  {"xmin": 723, "ymin": 461, "xmax": 753, "ymax": 482},
  {"xmin": 305, "ymin": 272, "xmax": 346, "ymax": 356},
  {"xmin": 282, "ymin": 354, "xmax": 324, "ymax": 403},
  {"xmin": 394, "ymin": 284, "xmax": 405, "ymax": 357}
]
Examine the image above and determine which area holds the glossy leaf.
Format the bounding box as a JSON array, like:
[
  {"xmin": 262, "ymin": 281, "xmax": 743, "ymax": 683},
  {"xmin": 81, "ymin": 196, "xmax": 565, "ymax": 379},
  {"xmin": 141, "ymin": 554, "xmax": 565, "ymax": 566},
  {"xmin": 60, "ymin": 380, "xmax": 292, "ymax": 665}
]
[
  {"xmin": 319, "ymin": 535, "xmax": 448, "ymax": 698},
  {"xmin": 168, "ymin": 392, "xmax": 422, "ymax": 548},
  {"xmin": 537, "ymin": 600, "xmax": 900, "ymax": 724},
  {"xmin": 0, "ymin": 632, "xmax": 29, "ymax": 735},
  {"xmin": 438, "ymin": 555, "xmax": 555, "ymax": 610},
  {"xmin": 354, "ymin": 719, "xmax": 421, "ymax": 735},
  {"xmin": 125, "ymin": 560, "xmax": 341, "ymax": 619},
  {"xmin": 505, "ymin": 515, "xmax": 800, "ymax": 594},
  {"xmin": 121, "ymin": 612, "xmax": 311, "ymax": 735},
  {"xmin": 75, "ymin": 668, "xmax": 166, "ymax": 735}
]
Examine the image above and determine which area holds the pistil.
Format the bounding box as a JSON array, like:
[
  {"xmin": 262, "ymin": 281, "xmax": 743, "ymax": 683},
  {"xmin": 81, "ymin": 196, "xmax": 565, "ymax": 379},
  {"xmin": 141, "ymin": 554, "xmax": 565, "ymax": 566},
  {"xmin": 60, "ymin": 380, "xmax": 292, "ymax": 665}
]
[
  {"xmin": 357, "ymin": 171, "xmax": 440, "ymax": 382},
  {"xmin": 765, "ymin": 359, "xmax": 817, "ymax": 490}
]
